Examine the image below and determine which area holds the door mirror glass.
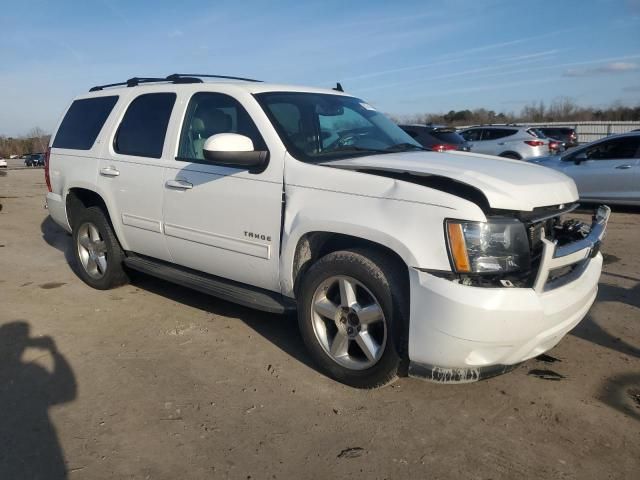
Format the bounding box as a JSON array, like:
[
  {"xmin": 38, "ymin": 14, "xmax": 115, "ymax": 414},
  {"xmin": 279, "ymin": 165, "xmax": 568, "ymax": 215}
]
[{"xmin": 202, "ymin": 133, "xmax": 269, "ymax": 171}]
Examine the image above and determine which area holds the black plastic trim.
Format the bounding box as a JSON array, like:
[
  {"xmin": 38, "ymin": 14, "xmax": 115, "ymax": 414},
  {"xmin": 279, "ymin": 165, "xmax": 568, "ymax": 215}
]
[
  {"xmin": 123, "ymin": 254, "xmax": 296, "ymax": 314},
  {"xmin": 89, "ymin": 73, "xmax": 260, "ymax": 92},
  {"xmin": 202, "ymin": 149, "xmax": 269, "ymax": 173}
]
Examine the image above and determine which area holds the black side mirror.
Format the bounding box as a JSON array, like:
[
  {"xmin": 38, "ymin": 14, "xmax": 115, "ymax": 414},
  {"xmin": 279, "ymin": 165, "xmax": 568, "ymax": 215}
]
[{"xmin": 573, "ymin": 153, "xmax": 587, "ymax": 165}]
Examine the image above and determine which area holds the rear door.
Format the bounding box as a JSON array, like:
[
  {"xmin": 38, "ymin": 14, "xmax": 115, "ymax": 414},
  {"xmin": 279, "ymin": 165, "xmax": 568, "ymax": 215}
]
[
  {"xmin": 97, "ymin": 92, "xmax": 177, "ymax": 262},
  {"xmin": 559, "ymin": 136, "xmax": 640, "ymax": 203}
]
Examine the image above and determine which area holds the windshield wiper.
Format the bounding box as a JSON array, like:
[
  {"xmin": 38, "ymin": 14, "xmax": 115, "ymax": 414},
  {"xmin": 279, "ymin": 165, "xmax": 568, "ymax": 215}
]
[
  {"xmin": 385, "ymin": 143, "xmax": 427, "ymax": 152},
  {"xmin": 318, "ymin": 145, "xmax": 390, "ymax": 155}
]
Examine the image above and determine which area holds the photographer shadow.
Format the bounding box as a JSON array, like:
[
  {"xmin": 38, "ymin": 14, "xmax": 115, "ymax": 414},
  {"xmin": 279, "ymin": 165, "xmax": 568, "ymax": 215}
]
[{"xmin": 0, "ymin": 321, "xmax": 77, "ymax": 479}]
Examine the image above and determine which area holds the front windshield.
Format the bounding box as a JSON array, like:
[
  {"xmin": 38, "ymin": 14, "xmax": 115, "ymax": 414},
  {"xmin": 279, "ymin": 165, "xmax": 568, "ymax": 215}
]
[{"xmin": 255, "ymin": 92, "xmax": 422, "ymax": 162}]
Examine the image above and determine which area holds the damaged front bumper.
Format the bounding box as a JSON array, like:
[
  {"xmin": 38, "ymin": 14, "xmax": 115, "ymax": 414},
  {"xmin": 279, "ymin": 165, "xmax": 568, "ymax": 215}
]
[{"xmin": 407, "ymin": 205, "xmax": 610, "ymax": 383}]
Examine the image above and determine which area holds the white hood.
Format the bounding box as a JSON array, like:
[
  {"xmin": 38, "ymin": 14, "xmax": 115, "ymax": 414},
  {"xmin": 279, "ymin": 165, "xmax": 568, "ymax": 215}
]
[{"xmin": 325, "ymin": 150, "xmax": 579, "ymax": 211}]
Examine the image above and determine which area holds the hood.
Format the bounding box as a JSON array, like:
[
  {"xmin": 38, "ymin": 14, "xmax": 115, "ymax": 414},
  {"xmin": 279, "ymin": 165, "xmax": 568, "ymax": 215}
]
[{"xmin": 324, "ymin": 150, "xmax": 578, "ymax": 211}]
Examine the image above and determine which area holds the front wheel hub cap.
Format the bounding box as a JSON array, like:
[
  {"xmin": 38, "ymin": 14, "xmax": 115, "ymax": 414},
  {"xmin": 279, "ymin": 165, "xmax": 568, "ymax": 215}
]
[{"xmin": 311, "ymin": 275, "xmax": 387, "ymax": 370}]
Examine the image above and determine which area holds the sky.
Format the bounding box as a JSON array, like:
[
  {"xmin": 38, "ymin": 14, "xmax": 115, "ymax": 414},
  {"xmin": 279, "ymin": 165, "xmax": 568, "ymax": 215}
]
[{"xmin": 1, "ymin": 0, "xmax": 639, "ymax": 136}]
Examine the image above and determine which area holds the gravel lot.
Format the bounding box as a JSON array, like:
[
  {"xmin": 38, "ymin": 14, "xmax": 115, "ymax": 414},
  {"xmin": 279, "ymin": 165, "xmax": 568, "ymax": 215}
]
[{"xmin": 1, "ymin": 168, "xmax": 639, "ymax": 479}]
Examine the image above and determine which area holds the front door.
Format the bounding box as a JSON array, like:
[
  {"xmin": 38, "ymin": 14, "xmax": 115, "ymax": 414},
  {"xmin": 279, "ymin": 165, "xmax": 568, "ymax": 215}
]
[
  {"xmin": 162, "ymin": 92, "xmax": 283, "ymax": 291},
  {"xmin": 560, "ymin": 135, "xmax": 640, "ymax": 203}
]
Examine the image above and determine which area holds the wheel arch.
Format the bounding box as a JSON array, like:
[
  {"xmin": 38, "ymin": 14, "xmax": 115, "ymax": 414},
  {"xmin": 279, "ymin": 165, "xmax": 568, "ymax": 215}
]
[
  {"xmin": 65, "ymin": 186, "xmax": 129, "ymax": 250},
  {"xmin": 287, "ymin": 230, "xmax": 411, "ymax": 300}
]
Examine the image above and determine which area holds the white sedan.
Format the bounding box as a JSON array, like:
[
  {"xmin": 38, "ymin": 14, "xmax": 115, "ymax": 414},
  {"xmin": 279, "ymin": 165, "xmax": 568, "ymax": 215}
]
[{"xmin": 0, "ymin": 158, "xmax": 8, "ymax": 168}]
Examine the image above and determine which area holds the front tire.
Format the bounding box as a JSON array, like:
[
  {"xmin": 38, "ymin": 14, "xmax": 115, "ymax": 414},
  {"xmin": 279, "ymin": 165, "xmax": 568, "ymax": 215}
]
[
  {"xmin": 297, "ymin": 248, "xmax": 408, "ymax": 388},
  {"xmin": 72, "ymin": 206, "xmax": 129, "ymax": 290}
]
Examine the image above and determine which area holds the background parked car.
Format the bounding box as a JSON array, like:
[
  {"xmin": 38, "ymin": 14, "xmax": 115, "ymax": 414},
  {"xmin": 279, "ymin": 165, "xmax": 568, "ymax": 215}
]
[
  {"xmin": 398, "ymin": 124, "xmax": 470, "ymax": 152},
  {"xmin": 530, "ymin": 132, "xmax": 640, "ymax": 205},
  {"xmin": 0, "ymin": 158, "xmax": 7, "ymax": 168},
  {"xmin": 458, "ymin": 125, "xmax": 551, "ymax": 160},
  {"xmin": 535, "ymin": 127, "xmax": 578, "ymax": 149},
  {"xmin": 24, "ymin": 153, "xmax": 45, "ymax": 167}
]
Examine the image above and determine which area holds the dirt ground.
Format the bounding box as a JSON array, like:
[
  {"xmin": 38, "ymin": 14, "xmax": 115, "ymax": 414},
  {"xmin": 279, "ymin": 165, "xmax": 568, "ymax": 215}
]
[{"xmin": 1, "ymin": 167, "xmax": 639, "ymax": 480}]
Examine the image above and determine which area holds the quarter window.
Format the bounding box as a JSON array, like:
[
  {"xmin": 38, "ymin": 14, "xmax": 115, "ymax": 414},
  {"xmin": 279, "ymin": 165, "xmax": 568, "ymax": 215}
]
[
  {"xmin": 177, "ymin": 92, "xmax": 266, "ymax": 161},
  {"xmin": 53, "ymin": 96, "xmax": 118, "ymax": 150},
  {"xmin": 114, "ymin": 93, "xmax": 176, "ymax": 158},
  {"xmin": 482, "ymin": 129, "xmax": 515, "ymax": 140}
]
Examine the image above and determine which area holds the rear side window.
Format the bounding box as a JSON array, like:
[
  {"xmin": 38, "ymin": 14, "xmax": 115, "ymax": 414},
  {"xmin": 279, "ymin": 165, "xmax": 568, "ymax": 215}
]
[
  {"xmin": 115, "ymin": 93, "xmax": 176, "ymax": 158},
  {"xmin": 53, "ymin": 96, "xmax": 118, "ymax": 150},
  {"xmin": 483, "ymin": 129, "xmax": 516, "ymax": 140},
  {"xmin": 431, "ymin": 129, "xmax": 465, "ymax": 144}
]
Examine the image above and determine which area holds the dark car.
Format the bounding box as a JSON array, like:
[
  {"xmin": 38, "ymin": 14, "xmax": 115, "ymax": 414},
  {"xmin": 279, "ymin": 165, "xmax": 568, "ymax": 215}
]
[
  {"xmin": 399, "ymin": 124, "xmax": 470, "ymax": 152},
  {"xmin": 24, "ymin": 153, "xmax": 45, "ymax": 167},
  {"xmin": 535, "ymin": 127, "xmax": 578, "ymax": 148}
]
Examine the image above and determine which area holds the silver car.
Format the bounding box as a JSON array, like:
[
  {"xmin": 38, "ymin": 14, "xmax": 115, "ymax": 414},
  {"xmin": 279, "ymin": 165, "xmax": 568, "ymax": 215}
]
[
  {"xmin": 530, "ymin": 132, "xmax": 640, "ymax": 206},
  {"xmin": 459, "ymin": 125, "xmax": 551, "ymax": 160}
]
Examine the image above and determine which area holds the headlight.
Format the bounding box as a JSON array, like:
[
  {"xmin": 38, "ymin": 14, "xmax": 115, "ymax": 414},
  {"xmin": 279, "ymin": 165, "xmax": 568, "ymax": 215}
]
[{"xmin": 445, "ymin": 219, "xmax": 531, "ymax": 273}]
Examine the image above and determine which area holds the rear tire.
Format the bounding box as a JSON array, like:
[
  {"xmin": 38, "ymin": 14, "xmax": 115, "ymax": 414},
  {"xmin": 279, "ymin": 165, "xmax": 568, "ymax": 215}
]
[
  {"xmin": 297, "ymin": 248, "xmax": 408, "ymax": 388},
  {"xmin": 72, "ymin": 206, "xmax": 129, "ymax": 290}
]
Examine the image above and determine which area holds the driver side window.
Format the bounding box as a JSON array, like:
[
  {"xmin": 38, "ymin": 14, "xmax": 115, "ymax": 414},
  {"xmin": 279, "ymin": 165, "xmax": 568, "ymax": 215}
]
[
  {"xmin": 177, "ymin": 92, "xmax": 265, "ymax": 161},
  {"xmin": 568, "ymin": 137, "xmax": 640, "ymax": 162}
]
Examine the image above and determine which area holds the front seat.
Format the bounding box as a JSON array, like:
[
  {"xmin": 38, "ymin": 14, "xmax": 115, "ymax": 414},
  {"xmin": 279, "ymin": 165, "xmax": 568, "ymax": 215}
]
[{"xmin": 191, "ymin": 108, "xmax": 232, "ymax": 159}]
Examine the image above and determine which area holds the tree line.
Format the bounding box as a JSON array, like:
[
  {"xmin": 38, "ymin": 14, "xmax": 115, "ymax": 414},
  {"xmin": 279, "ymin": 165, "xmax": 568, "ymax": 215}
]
[
  {"xmin": 396, "ymin": 98, "xmax": 640, "ymax": 126},
  {"xmin": 0, "ymin": 128, "xmax": 50, "ymax": 159}
]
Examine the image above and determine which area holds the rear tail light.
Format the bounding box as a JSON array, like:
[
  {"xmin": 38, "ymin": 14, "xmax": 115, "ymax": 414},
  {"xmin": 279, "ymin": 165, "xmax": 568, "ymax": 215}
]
[
  {"xmin": 524, "ymin": 140, "xmax": 545, "ymax": 147},
  {"xmin": 431, "ymin": 144, "xmax": 458, "ymax": 152},
  {"xmin": 44, "ymin": 146, "xmax": 51, "ymax": 192},
  {"xmin": 549, "ymin": 141, "xmax": 560, "ymax": 150}
]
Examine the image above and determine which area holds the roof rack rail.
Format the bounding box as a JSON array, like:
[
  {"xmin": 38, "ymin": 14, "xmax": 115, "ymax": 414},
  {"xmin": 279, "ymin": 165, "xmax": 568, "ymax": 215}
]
[
  {"xmin": 166, "ymin": 73, "xmax": 263, "ymax": 83},
  {"xmin": 89, "ymin": 73, "xmax": 261, "ymax": 92}
]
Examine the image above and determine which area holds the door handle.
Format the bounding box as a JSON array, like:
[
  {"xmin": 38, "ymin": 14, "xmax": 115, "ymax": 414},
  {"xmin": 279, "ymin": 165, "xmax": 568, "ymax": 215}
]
[
  {"xmin": 615, "ymin": 164, "xmax": 633, "ymax": 169},
  {"xmin": 100, "ymin": 167, "xmax": 120, "ymax": 177},
  {"xmin": 165, "ymin": 179, "xmax": 193, "ymax": 190}
]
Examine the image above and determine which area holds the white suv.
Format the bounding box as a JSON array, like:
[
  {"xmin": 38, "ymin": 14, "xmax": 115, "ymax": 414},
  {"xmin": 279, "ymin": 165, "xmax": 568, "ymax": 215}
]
[
  {"xmin": 459, "ymin": 125, "xmax": 551, "ymax": 160},
  {"xmin": 45, "ymin": 74, "xmax": 609, "ymax": 388}
]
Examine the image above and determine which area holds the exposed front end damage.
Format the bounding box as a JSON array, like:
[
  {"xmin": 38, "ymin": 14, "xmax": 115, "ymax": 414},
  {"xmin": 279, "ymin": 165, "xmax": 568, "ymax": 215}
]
[{"xmin": 433, "ymin": 204, "xmax": 611, "ymax": 291}]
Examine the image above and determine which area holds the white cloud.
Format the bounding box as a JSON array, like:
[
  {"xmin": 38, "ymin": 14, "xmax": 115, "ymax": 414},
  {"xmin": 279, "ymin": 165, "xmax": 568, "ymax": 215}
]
[{"xmin": 563, "ymin": 61, "xmax": 639, "ymax": 77}]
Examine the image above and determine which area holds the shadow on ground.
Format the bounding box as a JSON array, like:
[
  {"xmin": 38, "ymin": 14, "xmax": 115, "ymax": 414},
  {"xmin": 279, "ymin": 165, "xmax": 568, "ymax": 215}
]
[
  {"xmin": 130, "ymin": 274, "xmax": 318, "ymax": 373},
  {"xmin": 41, "ymin": 216, "xmax": 76, "ymax": 270},
  {"xmin": 40, "ymin": 217, "xmax": 318, "ymax": 374},
  {"xmin": 599, "ymin": 373, "xmax": 640, "ymax": 422},
  {"xmin": 0, "ymin": 321, "xmax": 77, "ymax": 479}
]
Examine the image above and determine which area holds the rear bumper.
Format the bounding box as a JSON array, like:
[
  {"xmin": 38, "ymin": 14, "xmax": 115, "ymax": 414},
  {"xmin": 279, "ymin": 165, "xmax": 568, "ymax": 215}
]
[
  {"xmin": 46, "ymin": 192, "xmax": 71, "ymax": 232},
  {"xmin": 407, "ymin": 207, "xmax": 609, "ymax": 382}
]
